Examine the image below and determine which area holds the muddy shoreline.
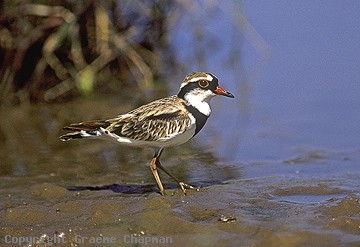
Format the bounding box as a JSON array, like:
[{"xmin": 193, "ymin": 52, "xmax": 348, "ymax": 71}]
[{"xmin": 1, "ymin": 175, "xmax": 359, "ymax": 246}]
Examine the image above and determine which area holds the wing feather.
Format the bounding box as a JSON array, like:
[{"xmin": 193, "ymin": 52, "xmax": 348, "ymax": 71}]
[
  {"xmin": 60, "ymin": 96, "xmax": 193, "ymax": 143},
  {"xmin": 107, "ymin": 96, "xmax": 192, "ymax": 142}
]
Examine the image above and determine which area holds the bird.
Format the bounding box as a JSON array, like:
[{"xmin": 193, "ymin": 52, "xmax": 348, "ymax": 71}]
[{"xmin": 60, "ymin": 72, "xmax": 234, "ymax": 195}]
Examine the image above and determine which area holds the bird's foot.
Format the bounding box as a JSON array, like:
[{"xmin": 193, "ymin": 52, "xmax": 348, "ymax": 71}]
[{"xmin": 178, "ymin": 182, "xmax": 194, "ymax": 195}]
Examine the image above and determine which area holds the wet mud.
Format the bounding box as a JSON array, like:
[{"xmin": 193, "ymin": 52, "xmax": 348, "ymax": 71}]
[{"xmin": 1, "ymin": 179, "xmax": 359, "ymax": 246}]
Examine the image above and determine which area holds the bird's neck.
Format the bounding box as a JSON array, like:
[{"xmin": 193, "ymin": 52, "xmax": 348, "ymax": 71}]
[{"xmin": 181, "ymin": 90, "xmax": 213, "ymax": 116}]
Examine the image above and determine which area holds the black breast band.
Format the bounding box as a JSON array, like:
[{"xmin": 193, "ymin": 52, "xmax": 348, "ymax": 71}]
[{"xmin": 184, "ymin": 104, "xmax": 209, "ymax": 137}]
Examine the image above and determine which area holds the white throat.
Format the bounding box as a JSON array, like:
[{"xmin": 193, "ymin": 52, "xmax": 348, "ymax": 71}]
[{"xmin": 184, "ymin": 89, "xmax": 215, "ymax": 116}]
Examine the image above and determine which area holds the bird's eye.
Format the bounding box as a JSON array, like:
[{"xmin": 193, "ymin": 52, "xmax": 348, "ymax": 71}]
[{"xmin": 198, "ymin": 80, "xmax": 209, "ymax": 88}]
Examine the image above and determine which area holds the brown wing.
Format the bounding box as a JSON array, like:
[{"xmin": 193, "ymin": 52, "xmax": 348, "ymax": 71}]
[{"xmin": 106, "ymin": 96, "xmax": 192, "ymax": 142}]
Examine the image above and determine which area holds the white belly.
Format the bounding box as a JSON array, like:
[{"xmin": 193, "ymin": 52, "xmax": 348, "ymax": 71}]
[{"xmin": 102, "ymin": 124, "xmax": 196, "ymax": 148}]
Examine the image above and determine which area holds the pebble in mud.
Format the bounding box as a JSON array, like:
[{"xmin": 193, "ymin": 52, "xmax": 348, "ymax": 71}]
[{"xmin": 218, "ymin": 215, "xmax": 237, "ymax": 223}]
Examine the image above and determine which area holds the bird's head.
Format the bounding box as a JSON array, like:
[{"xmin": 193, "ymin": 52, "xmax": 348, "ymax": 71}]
[{"xmin": 178, "ymin": 72, "xmax": 234, "ymax": 102}]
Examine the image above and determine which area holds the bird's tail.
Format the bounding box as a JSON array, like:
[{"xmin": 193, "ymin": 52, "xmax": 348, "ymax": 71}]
[{"xmin": 59, "ymin": 121, "xmax": 111, "ymax": 141}]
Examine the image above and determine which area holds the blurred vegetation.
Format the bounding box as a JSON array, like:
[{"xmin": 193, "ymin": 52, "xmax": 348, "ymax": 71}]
[{"xmin": 0, "ymin": 0, "xmax": 178, "ymax": 105}]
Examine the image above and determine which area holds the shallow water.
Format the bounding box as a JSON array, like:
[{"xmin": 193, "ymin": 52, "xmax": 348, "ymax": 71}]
[{"xmin": 0, "ymin": 96, "xmax": 359, "ymax": 247}]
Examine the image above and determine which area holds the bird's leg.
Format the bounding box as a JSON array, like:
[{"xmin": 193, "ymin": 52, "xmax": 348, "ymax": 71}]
[
  {"xmin": 156, "ymin": 162, "xmax": 194, "ymax": 195},
  {"xmin": 149, "ymin": 148, "xmax": 165, "ymax": 195},
  {"xmin": 154, "ymin": 150, "xmax": 194, "ymax": 195}
]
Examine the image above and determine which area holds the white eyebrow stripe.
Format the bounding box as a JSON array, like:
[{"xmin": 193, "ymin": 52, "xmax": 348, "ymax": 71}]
[{"xmin": 187, "ymin": 74, "xmax": 213, "ymax": 83}]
